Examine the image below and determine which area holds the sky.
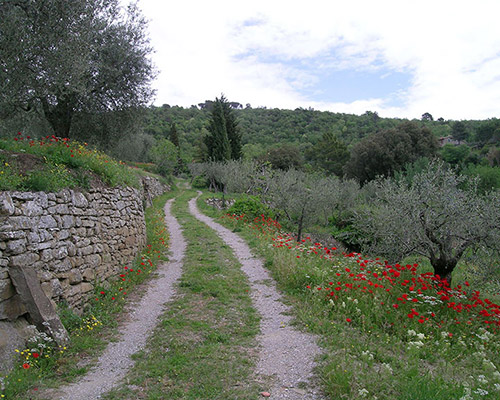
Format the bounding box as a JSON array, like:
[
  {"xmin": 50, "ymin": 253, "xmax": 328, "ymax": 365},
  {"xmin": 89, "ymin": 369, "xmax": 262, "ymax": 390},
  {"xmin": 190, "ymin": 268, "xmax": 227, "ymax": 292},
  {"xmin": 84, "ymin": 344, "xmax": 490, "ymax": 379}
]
[{"xmin": 130, "ymin": 0, "xmax": 500, "ymax": 120}]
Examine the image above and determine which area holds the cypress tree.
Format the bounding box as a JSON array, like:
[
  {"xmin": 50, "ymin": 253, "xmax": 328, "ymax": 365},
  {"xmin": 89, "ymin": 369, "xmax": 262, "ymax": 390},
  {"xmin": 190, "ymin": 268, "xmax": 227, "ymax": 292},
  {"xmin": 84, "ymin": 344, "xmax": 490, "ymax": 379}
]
[
  {"xmin": 169, "ymin": 122, "xmax": 184, "ymax": 175},
  {"xmin": 220, "ymin": 95, "xmax": 242, "ymax": 160},
  {"xmin": 205, "ymin": 98, "xmax": 231, "ymax": 161},
  {"xmin": 169, "ymin": 122, "xmax": 180, "ymax": 148}
]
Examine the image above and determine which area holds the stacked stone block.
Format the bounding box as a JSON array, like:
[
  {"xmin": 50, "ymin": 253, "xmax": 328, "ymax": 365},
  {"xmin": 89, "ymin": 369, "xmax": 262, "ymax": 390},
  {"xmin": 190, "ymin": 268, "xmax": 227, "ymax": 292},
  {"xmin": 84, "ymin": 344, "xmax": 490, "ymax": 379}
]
[{"xmin": 0, "ymin": 175, "xmax": 169, "ymax": 321}]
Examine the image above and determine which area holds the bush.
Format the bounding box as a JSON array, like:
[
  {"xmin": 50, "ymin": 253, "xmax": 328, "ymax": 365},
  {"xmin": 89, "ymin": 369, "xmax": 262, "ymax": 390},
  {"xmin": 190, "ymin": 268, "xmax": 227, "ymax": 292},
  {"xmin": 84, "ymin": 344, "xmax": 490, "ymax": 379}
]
[
  {"xmin": 191, "ymin": 175, "xmax": 208, "ymax": 189},
  {"xmin": 227, "ymin": 195, "xmax": 275, "ymax": 221}
]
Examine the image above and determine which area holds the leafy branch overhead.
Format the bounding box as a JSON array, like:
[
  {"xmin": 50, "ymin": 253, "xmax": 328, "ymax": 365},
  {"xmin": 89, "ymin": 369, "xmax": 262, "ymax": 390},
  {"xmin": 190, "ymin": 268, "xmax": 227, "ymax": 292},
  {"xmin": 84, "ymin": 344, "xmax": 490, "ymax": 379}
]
[{"xmin": 0, "ymin": 0, "xmax": 156, "ymax": 138}]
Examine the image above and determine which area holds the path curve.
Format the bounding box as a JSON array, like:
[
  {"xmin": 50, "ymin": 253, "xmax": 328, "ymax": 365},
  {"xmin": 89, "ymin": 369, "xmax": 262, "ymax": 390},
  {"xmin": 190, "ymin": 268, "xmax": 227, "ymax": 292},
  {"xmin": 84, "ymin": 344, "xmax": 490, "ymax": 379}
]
[
  {"xmin": 189, "ymin": 194, "xmax": 321, "ymax": 399},
  {"xmin": 54, "ymin": 199, "xmax": 186, "ymax": 400}
]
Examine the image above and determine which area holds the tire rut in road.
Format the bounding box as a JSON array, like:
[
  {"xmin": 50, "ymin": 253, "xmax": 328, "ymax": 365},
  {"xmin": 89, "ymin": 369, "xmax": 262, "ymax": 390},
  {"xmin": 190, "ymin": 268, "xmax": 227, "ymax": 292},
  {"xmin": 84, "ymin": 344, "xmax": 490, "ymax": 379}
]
[
  {"xmin": 50, "ymin": 199, "xmax": 186, "ymax": 400},
  {"xmin": 189, "ymin": 194, "xmax": 322, "ymax": 400}
]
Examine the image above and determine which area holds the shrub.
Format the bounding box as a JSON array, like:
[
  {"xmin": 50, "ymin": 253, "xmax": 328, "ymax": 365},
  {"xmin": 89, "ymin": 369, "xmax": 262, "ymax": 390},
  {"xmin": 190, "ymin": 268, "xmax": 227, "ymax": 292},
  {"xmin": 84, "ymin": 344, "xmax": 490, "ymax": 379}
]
[
  {"xmin": 227, "ymin": 195, "xmax": 275, "ymax": 222},
  {"xmin": 192, "ymin": 175, "xmax": 209, "ymax": 189}
]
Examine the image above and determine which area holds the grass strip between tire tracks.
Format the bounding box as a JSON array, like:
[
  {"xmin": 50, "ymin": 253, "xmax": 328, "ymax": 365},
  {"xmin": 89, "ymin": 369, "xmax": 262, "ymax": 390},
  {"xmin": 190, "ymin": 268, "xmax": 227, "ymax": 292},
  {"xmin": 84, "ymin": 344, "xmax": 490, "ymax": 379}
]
[{"xmin": 103, "ymin": 189, "xmax": 261, "ymax": 400}]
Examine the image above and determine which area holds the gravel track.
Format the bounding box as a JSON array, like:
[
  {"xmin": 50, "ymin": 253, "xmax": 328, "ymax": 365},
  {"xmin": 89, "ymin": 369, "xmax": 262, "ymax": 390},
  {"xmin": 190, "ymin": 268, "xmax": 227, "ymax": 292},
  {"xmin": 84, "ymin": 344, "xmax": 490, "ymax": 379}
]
[
  {"xmin": 189, "ymin": 194, "xmax": 322, "ymax": 399},
  {"xmin": 51, "ymin": 199, "xmax": 185, "ymax": 400}
]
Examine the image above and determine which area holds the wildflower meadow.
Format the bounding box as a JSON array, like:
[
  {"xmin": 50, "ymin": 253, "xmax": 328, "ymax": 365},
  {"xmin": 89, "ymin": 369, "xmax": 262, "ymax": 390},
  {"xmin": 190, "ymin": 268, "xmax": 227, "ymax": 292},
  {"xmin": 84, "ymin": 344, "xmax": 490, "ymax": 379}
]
[{"xmin": 217, "ymin": 207, "xmax": 500, "ymax": 400}]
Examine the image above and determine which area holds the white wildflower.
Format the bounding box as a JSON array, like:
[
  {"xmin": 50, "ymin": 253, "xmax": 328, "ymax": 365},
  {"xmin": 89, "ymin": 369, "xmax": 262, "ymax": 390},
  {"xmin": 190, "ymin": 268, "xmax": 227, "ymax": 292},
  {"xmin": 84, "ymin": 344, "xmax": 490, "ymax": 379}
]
[
  {"xmin": 407, "ymin": 341, "xmax": 424, "ymax": 349},
  {"xmin": 382, "ymin": 363, "xmax": 393, "ymax": 374},
  {"xmin": 416, "ymin": 333, "xmax": 425, "ymax": 340},
  {"xmin": 474, "ymin": 388, "xmax": 488, "ymax": 396},
  {"xmin": 408, "ymin": 329, "xmax": 417, "ymax": 337},
  {"xmin": 459, "ymin": 384, "xmax": 473, "ymax": 400},
  {"xmin": 358, "ymin": 388, "xmax": 369, "ymax": 398},
  {"xmin": 483, "ymin": 359, "xmax": 497, "ymax": 371},
  {"xmin": 475, "ymin": 328, "xmax": 493, "ymax": 342}
]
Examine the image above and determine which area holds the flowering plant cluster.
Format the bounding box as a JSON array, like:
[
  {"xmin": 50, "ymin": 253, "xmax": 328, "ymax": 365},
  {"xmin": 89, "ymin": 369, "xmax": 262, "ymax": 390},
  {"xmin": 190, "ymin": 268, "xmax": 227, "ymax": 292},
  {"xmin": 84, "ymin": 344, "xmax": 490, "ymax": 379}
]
[
  {"xmin": 0, "ymin": 132, "xmax": 138, "ymax": 191},
  {"xmin": 223, "ymin": 211, "xmax": 500, "ymax": 399}
]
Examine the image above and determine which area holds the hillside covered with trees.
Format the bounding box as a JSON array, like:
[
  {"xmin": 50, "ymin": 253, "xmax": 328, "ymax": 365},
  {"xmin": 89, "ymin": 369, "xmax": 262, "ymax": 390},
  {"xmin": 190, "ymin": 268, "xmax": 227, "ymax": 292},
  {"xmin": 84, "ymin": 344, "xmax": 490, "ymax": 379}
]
[{"xmin": 142, "ymin": 102, "xmax": 500, "ymax": 187}]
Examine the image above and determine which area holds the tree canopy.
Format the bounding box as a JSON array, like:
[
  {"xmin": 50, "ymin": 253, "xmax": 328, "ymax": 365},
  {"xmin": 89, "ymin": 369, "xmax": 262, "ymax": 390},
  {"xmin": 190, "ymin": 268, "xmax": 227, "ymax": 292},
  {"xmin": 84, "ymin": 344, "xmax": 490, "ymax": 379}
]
[
  {"xmin": 0, "ymin": 0, "xmax": 155, "ymax": 139},
  {"xmin": 355, "ymin": 161, "xmax": 500, "ymax": 284},
  {"xmin": 344, "ymin": 121, "xmax": 438, "ymax": 183},
  {"xmin": 204, "ymin": 95, "xmax": 241, "ymax": 161}
]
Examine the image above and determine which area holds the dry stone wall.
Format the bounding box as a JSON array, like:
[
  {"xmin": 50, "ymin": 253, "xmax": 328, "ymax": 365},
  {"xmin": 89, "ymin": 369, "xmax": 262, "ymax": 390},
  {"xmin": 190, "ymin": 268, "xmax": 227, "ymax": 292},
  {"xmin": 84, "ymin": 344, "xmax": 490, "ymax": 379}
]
[{"xmin": 0, "ymin": 176, "xmax": 169, "ymax": 369}]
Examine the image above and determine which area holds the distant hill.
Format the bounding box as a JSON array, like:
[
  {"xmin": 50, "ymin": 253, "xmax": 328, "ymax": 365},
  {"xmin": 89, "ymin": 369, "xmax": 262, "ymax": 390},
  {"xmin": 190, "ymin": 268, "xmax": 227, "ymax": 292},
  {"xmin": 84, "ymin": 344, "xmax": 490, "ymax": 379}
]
[{"xmin": 145, "ymin": 104, "xmax": 499, "ymax": 164}]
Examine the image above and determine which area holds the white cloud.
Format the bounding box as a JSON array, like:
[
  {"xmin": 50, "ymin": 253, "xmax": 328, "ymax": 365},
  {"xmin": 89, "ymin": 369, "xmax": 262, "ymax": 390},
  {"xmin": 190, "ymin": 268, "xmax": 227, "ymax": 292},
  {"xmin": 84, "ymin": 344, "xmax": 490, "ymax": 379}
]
[{"xmin": 132, "ymin": 0, "xmax": 500, "ymax": 119}]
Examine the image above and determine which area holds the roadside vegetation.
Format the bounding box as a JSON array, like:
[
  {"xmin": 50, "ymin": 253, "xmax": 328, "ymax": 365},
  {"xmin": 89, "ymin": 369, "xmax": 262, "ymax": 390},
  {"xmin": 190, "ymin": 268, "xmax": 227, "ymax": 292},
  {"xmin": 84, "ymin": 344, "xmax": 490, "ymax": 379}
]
[
  {"xmin": 192, "ymin": 159, "xmax": 500, "ymax": 291},
  {"xmin": 0, "ymin": 133, "xmax": 140, "ymax": 191},
  {"xmin": 200, "ymin": 193, "xmax": 500, "ymax": 400},
  {"xmin": 0, "ymin": 192, "xmax": 172, "ymax": 399}
]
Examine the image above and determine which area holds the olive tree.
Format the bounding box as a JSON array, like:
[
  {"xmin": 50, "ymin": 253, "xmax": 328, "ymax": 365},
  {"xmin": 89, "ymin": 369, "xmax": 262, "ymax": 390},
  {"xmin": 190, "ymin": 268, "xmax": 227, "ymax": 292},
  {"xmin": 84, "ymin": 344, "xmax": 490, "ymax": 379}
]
[
  {"xmin": 0, "ymin": 0, "xmax": 155, "ymax": 139},
  {"xmin": 355, "ymin": 161, "xmax": 500, "ymax": 284},
  {"xmin": 267, "ymin": 169, "xmax": 340, "ymax": 242}
]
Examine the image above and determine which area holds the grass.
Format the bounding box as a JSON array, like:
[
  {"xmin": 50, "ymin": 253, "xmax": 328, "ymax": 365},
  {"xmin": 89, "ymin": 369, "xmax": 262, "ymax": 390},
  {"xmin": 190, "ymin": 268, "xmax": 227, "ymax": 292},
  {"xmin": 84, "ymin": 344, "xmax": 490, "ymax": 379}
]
[
  {"xmin": 201, "ymin": 192, "xmax": 500, "ymax": 400},
  {"xmin": 103, "ymin": 189, "xmax": 261, "ymax": 400},
  {"xmin": 0, "ymin": 132, "xmax": 140, "ymax": 191},
  {"xmin": 0, "ymin": 192, "xmax": 173, "ymax": 399}
]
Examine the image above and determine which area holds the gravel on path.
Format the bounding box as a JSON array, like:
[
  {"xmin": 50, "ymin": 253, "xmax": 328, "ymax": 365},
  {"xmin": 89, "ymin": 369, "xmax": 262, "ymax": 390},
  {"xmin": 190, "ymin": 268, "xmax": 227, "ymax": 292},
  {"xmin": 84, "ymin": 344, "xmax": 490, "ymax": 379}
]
[
  {"xmin": 189, "ymin": 194, "xmax": 322, "ymax": 400},
  {"xmin": 51, "ymin": 199, "xmax": 186, "ymax": 400}
]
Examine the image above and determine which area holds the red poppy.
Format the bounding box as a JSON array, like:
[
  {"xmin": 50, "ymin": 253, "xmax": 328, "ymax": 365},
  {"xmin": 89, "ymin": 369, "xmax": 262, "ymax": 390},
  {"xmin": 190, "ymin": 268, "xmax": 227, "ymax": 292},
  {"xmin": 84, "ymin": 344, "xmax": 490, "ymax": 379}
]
[
  {"xmin": 23, "ymin": 363, "xmax": 30, "ymax": 369},
  {"xmin": 32, "ymin": 352, "xmax": 40, "ymax": 359}
]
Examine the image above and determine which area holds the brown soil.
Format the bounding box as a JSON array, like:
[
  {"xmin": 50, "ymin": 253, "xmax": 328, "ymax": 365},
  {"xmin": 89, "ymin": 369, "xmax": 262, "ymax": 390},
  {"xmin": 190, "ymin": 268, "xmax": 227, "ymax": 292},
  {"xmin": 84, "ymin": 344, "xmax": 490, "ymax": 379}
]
[{"xmin": 1, "ymin": 150, "xmax": 45, "ymax": 176}]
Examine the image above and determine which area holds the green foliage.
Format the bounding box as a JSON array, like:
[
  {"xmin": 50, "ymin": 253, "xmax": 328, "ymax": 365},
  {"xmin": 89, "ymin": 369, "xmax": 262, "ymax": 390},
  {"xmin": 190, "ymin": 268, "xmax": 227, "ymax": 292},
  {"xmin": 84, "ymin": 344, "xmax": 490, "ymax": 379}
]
[
  {"xmin": 0, "ymin": 0, "xmax": 155, "ymax": 139},
  {"xmin": 475, "ymin": 118, "xmax": 500, "ymax": 145},
  {"xmin": 344, "ymin": 121, "xmax": 438, "ymax": 183},
  {"xmin": 144, "ymin": 104, "xmax": 500, "ymax": 174},
  {"xmin": 204, "ymin": 98, "xmax": 231, "ymax": 161},
  {"xmin": 451, "ymin": 120, "xmax": 469, "ymax": 141},
  {"xmin": 191, "ymin": 175, "xmax": 209, "ymax": 189},
  {"xmin": 354, "ymin": 160, "xmax": 500, "ymax": 283},
  {"xmin": 149, "ymin": 138, "xmax": 177, "ymax": 177},
  {"xmin": 393, "ymin": 157, "xmax": 432, "ymax": 185},
  {"xmin": 305, "ymin": 132, "xmax": 349, "ymax": 176},
  {"xmin": 0, "ymin": 159, "xmax": 23, "ymax": 190},
  {"xmin": 227, "ymin": 195, "xmax": 275, "ymax": 221},
  {"xmin": 169, "ymin": 122, "xmax": 180, "ymax": 148},
  {"xmin": 212, "ymin": 204, "xmax": 500, "ymax": 400},
  {"xmin": 220, "ymin": 96, "xmax": 242, "ymax": 160},
  {"xmin": 261, "ymin": 143, "xmax": 303, "ymax": 170},
  {"xmin": 23, "ymin": 163, "xmax": 78, "ymax": 192},
  {"xmin": 440, "ymin": 144, "xmax": 471, "ymax": 165},
  {"xmin": 463, "ymin": 164, "xmax": 500, "ymax": 193},
  {"xmin": 0, "ymin": 134, "xmax": 139, "ymax": 191},
  {"xmin": 329, "ymin": 213, "xmax": 365, "ymax": 252},
  {"xmin": 202, "ymin": 95, "xmax": 242, "ymax": 162}
]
